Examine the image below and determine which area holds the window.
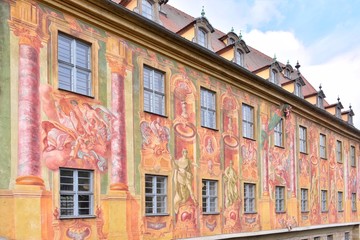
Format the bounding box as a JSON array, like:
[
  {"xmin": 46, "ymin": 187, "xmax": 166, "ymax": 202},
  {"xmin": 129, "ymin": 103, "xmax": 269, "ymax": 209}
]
[
  {"xmin": 235, "ymin": 50, "xmax": 243, "ymax": 66},
  {"xmin": 299, "ymin": 126, "xmax": 307, "ymax": 153},
  {"xmin": 284, "ymin": 69, "xmax": 290, "ymax": 78},
  {"xmin": 336, "ymin": 140, "xmax": 342, "ymax": 163},
  {"xmin": 145, "ymin": 175, "xmax": 167, "ymax": 215},
  {"xmin": 201, "ymin": 88, "xmax": 216, "ymax": 129},
  {"xmin": 338, "ymin": 191, "xmax": 343, "ymax": 211},
  {"xmin": 317, "ymin": 95, "xmax": 324, "ymax": 108},
  {"xmin": 301, "ymin": 188, "xmax": 308, "ymax": 212},
  {"xmin": 229, "ymin": 37, "xmax": 235, "ymax": 44},
  {"xmin": 345, "ymin": 232, "xmax": 350, "ymax": 240},
  {"xmin": 321, "ymin": 190, "xmax": 328, "ymax": 212},
  {"xmin": 295, "ymin": 82, "xmax": 302, "ymax": 97},
  {"xmin": 314, "ymin": 237, "xmax": 320, "ymax": 240},
  {"xmin": 202, "ymin": 180, "xmax": 218, "ymax": 214},
  {"xmin": 275, "ymin": 186, "xmax": 285, "ymax": 212},
  {"xmin": 142, "ymin": 0, "xmax": 153, "ymax": 20},
  {"xmin": 274, "ymin": 119, "xmax": 283, "ymax": 147},
  {"xmin": 349, "ymin": 114, "xmax": 354, "ymax": 125},
  {"xmin": 336, "ymin": 106, "xmax": 341, "ymax": 118},
  {"xmin": 351, "ymin": 145, "xmax": 356, "ymax": 167},
  {"xmin": 319, "ymin": 134, "xmax": 326, "ymax": 159},
  {"xmin": 60, "ymin": 168, "xmax": 94, "ymax": 217},
  {"xmin": 244, "ymin": 183, "xmax": 256, "ymax": 213},
  {"xmin": 327, "ymin": 235, "xmax": 333, "ymax": 240},
  {"xmin": 143, "ymin": 66, "xmax": 165, "ymax": 115},
  {"xmin": 352, "ymin": 193, "xmax": 356, "ymax": 211},
  {"xmin": 58, "ymin": 33, "xmax": 92, "ymax": 96},
  {"xmin": 242, "ymin": 104, "xmax": 254, "ymax": 139},
  {"xmin": 197, "ymin": 28, "xmax": 207, "ymax": 47},
  {"xmin": 270, "ymin": 69, "xmax": 279, "ymax": 85}
]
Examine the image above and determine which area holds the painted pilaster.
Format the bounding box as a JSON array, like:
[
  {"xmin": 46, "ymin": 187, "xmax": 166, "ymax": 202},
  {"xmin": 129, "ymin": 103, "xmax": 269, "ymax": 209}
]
[{"xmin": 9, "ymin": 0, "xmax": 44, "ymax": 186}]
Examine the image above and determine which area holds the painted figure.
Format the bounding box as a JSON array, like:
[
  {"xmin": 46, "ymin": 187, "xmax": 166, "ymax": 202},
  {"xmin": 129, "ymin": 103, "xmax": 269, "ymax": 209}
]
[
  {"xmin": 173, "ymin": 149, "xmax": 198, "ymax": 213},
  {"xmin": 224, "ymin": 160, "xmax": 239, "ymax": 208}
]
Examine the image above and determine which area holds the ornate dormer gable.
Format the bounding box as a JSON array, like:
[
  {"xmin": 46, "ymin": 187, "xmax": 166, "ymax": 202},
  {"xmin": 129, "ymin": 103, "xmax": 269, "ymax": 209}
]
[
  {"xmin": 217, "ymin": 30, "xmax": 250, "ymax": 67},
  {"xmin": 283, "ymin": 60, "xmax": 293, "ymax": 79},
  {"xmin": 127, "ymin": 0, "xmax": 167, "ymax": 24},
  {"xmin": 342, "ymin": 105, "xmax": 355, "ymax": 125},
  {"xmin": 281, "ymin": 61, "xmax": 305, "ymax": 97},
  {"xmin": 325, "ymin": 97, "xmax": 344, "ymax": 118},
  {"xmin": 304, "ymin": 84, "xmax": 326, "ymax": 108},
  {"xmin": 269, "ymin": 56, "xmax": 283, "ymax": 85}
]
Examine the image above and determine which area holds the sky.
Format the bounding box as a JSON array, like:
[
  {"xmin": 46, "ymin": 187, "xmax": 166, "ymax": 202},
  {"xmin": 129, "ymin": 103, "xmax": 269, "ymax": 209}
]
[{"xmin": 169, "ymin": 0, "xmax": 360, "ymax": 129}]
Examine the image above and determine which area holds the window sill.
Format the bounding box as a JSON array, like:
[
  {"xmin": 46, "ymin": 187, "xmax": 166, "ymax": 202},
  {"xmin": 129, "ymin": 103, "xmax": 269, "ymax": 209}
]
[
  {"xmin": 201, "ymin": 125, "xmax": 219, "ymax": 131},
  {"xmin": 143, "ymin": 110, "xmax": 168, "ymax": 118},
  {"xmin": 320, "ymin": 157, "xmax": 327, "ymax": 160},
  {"xmin": 338, "ymin": 210, "xmax": 344, "ymax": 213},
  {"xmin": 244, "ymin": 211, "xmax": 257, "ymax": 214},
  {"xmin": 351, "ymin": 165, "xmax": 357, "ymax": 168},
  {"xmin": 203, "ymin": 212, "xmax": 220, "ymax": 215},
  {"xmin": 243, "ymin": 136, "xmax": 256, "ymax": 141},
  {"xmin": 299, "ymin": 151, "xmax": 308, "ymax": 155},
  {"xmin": 58, "ymin": 88, "xmax": 95, "ymax": 99},
  {"xmin": 321, "ymin": 210, "xmax": 328, "ymax": 213},
  {"xmin": 337, "ymin": 161, "xmax": 343, "ymax": 164},
  {"xmin": 60, "ymin": 215, "xmax": 96, "ymax": 220},
  {"xmin": 275, "ymin": 211, "xmax": 286, "ymax": 214},
  {"xmin": 301, "ymin": 211, "xmax": 310, "ymax": 214},
  {"xmin": 145, "ymin": 213, "xmax": 170, "ymax": 217},
  {"xmin": 274, "ymin": 145, "xmax": 285, "ymax": 149}
]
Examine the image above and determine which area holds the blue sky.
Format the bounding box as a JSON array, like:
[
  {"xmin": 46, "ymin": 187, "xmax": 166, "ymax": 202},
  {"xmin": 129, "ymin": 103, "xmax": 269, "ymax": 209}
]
[{"xmin": 169, "ymin": 0, "xmax": 360, "ymax": 129}]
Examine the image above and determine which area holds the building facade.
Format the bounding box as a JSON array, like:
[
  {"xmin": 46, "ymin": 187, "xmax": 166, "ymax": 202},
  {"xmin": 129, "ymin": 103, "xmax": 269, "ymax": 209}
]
[{"xmin": 0, "ymin": 0, "xmax": 360, "ymax": 239}]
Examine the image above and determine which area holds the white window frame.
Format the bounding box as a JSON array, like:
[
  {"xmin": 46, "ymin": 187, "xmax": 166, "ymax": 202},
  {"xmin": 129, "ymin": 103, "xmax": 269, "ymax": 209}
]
[
  {"xmin": 352, "ymin": 193, "xmax": 357, "ymax": 211},
  {"xmin": 301, "ymin": 188, "xmax": 308, "ymax": 212},
  {"xmin": 275, "ymin": 186, "xmax": 285, "ymax": 212},
  {"xmin": 338, "ymin": 191, "xmax": 343, "ymax": 211},
  {"xmin": 58, "ymin": 33, "xmax": 92, "ymax": 96},
  {"xmin": 244, "ymin": 183, "xmax": 256, "ymax": 213},
  {"xmin": 145, "ymin": 175, "xmax": 167, "ymax": 215},
  {"xmin": 274, "ymin": 119, "xmax": 283, "ymax": 147},
  {"xmin": 270, "ymin": 69, "xmax": 279, "ymax": 85},
  {"xmin": 295, "ymin": 82, "xmax": 302, "ymax": 97},
  {"xmin": 197, "ymin": 28, "xmax": 207, "ymax": 47},
  {"xmin": 299, "ymin": 126, "xmax": 307, "ymax": 153},
  {"xmin": 59, "ymin": 168, "xmax": 94, "ymax": 218},
  {"xmin": 202, "ymin": 180, "xmax": 218, "ymax": 214},
  {"xmin": 351, "ymin": 145, "xmax": 356, "ymax": 167},
  {"xmin": 321, "ymin": 190, "xmax": 328, "ymax": 212},
  {"xmin": 336, "ymin": 140, "xmax": 342, "ymax": 163},
  {"xmin": 201, "ymin": 88, "xmax": 216, "ymax": 129},
  {"xmin": 242, "ymin": 104, "xmax": 254, "ymax": 139},
  {"xmin": 235, "ymin": 49, "xmax": 243, "ymax": 66},
  {"xmin": 320, "ymin": 134, "xmax": 326, "ymax": 159},
  {"xmin": 143, "ymin": 66, "xmax": 165, "ymax": 116},
  {"xmin": 142, "ymin": 0, "xmax": 154, "ymax": 20}
]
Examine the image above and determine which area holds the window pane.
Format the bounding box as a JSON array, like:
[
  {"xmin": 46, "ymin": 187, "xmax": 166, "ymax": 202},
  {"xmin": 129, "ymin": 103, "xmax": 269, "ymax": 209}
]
[
  {"xmin": 58, "ymin": 34, "xmax": 72, "ymax": 63},
  {"xmin": 76, "ymin": 42, "xmax": 90, "ymax": 69},
  {"xmin": 58, "ymin": 64, "xmax": 72, "ymax": 91}
]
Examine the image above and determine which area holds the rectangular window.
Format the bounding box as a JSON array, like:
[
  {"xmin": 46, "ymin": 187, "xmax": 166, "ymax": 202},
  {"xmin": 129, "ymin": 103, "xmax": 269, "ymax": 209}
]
[
  {"xmin": 145, "ymin": 175, "xmax": 167, "ymax": 215},
  {"xmin": 202, "ymin": 180, "xmax": 218, "ymax": 214},
  {"xmin": 60, "ymin": 168, "xmax": 93, "ymax": 217},
  {"xmin": 143, "ymin": 66, "xmax": 165, "ymax": 116},
  {"xmin": 201, "ymin": 88, "xmax": 216, "ymax": 129},
  {"xmin": 275, "ymin": 186, "xmax": 285, "ymax": 212},
  {"xmin": 299, "ymin": 126, "xmax": 307, "ymax": 153},
  {"xmin": 321, "ymin": 190, "xmax": 328, "ymax": 212},
  {"xmin": 274, "ymin": 119, "xmax": 283, "ymax": 147},
  {"xmin": 244, "ymin": 183, "xmax": 256, "ymax": 213},
  {"xmin": 351, "ymin": 145, "xmax": 356, "ymax": 167},
  {"xmin": 338, "ymin": 191, "xmax": 343, "ymax": 211},
  {"xmin": 319, "ymin": 134, "xmax": 326, "ymax": 158},
  {"xmin": 301, "ymin": 188, "xmax": 308, "ymax": 212},
  {"xmin": 242, "ymin": 104, "xmax": 254, "ymax": 139},
  {"xmin": 327, "ymin": 235, "xmax": 333, "ymax": 240},
  {"xmin": 336, "ymin": 140, "xmax": 342, "ymax": 163},
  {"xmin": 314, "ymin": 237, "xmax": 320, "ymax": 240},
  {"xmin": 352, "ymin": 193, "xmax": 357, "ymax": 211},
  {"xmin": 345, "ymin": 232, "xmax": 350, "ymax": 240},
  {"xmin": 58, "ymin": 33, "xmax": 92, "ymax": 96}
]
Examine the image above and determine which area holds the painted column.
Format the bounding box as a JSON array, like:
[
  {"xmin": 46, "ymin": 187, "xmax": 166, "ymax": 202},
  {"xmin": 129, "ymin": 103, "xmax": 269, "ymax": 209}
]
[
  {"xmin": 9, "ymin": 0, "xmax": 44, "ymax": 186},
  {"xmin": 107, "ymin": 50, "xmax": 128, "ymax": 190}
]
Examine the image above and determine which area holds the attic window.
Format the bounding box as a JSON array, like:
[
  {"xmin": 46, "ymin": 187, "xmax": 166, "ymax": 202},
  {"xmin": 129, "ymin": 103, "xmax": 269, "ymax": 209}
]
[
  {"xmin": 295, "ymin": 82, "xmax": 302, "ymax": 98},
  {"xmin": 197, "ymin": 28, "xmax": 207, "ymax": 47},
  {"xmin": 270, "ymin": 69, "xmax": 279, "ymax": 85},
  {"xmin": 235, "ymin": 50, "xmax": 243, "ymax": 66},
  {"xmin": 317, "ymin": 95, "xmax": 324, "ymax": 108},
  {"xmin": 142, "ymin": 0, "xmax": 153, "ymax": 20},
  {"xmin": 336, "ymin": 107, "xmax": 341, "ymax": 118},
  {"xmin": 285, "ymin": 69, "xmax": 291, "ymax": 78},
  {"xmin": 229, "ymin": 38, "xmax": 235, "ymax": 45},
  {"xmin": 349, "ymin": 115, "xmax": 353, "ymax": 125}
]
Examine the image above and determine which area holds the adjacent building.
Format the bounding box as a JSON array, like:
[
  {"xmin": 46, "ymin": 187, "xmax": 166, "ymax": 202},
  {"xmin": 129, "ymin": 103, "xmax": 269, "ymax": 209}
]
[{"xmin": 0, "ymin": 0, "xmax": 359, "ymax": 239}]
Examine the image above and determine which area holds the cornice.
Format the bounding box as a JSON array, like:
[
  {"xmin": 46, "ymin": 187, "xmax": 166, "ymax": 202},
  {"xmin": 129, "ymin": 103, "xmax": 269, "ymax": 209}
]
[{"xmin": 36, "ymin": 0, "xmax": 360, "ymax": 140}]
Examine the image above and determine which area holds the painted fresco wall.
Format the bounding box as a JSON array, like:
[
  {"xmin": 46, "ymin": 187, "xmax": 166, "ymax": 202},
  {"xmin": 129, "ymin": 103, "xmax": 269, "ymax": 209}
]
[{"xmin": 0, "ymin": 0, "xmax": 360, "ymax": 239}]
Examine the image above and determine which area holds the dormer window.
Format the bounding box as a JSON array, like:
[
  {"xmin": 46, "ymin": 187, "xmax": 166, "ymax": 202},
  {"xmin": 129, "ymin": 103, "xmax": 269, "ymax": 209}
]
[
  {"xmin": 235, "ymin": 50, "xmax": 243, "ymax": 66},
  {"xmin": 317, "ymin": 95, "xmax": 324, "ymax": 108},
  {"xmin": 295, "ymin": 82, "xmax": 302, "ymax": 97},
  {"xmin": 285, "ymin": 69, "xmax": 291, "ymax": 78},
  {"xmin": 270, "ymin": 69, "xmax": 279, "ymax": 85},
  {"xmin": 229, "ymin": 38, "xmax": 235, "ymax": 45},
  {"xmin": 336, "ymin": 106, "xmax": 341, "ymax": 118},
  {"xmin": 142, "ymin": 0, "xmax": 153, "ymax": 20},
  {"xmin": 197, "ymin": 28, "xmax": 207, "ymax": 47},
  {"xmin": 349, "ymin": 115, "xmax": 353, "ymax": 125}
]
